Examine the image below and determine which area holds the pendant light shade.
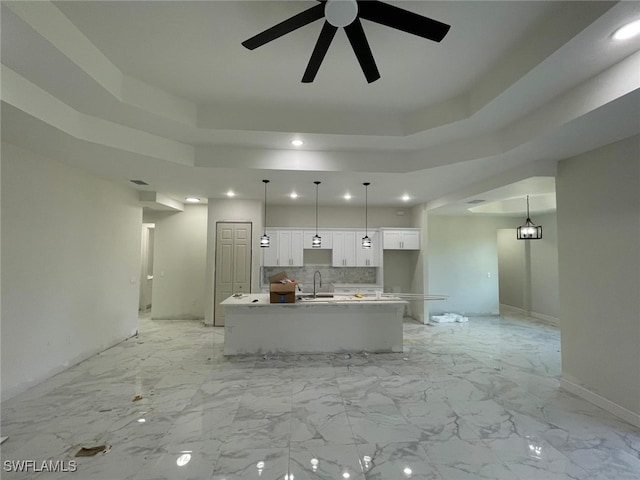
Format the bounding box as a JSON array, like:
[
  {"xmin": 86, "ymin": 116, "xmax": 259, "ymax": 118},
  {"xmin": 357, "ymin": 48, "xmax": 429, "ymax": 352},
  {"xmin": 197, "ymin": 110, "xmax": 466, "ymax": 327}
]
[
  {"xmin": 362, "ymin": 182, "xmax": 371, "ymax": 249},
  {"xmin": 261, "ymin": 180, "xmax": 270, "ymax": 247},
  {"xmin": 313, "ymin": 181, "xmax": 322, "ymax": 248},
  {"xmin": 517, "ymin": 195, "xmax": 542, "ymax": 240}
]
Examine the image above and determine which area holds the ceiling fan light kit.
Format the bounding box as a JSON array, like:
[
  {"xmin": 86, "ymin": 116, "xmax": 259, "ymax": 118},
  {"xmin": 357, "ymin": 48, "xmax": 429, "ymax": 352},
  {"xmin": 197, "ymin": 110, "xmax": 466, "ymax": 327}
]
[{"xmin": 242, "ymin": 0, "xmax": 451, "ymax": 83}]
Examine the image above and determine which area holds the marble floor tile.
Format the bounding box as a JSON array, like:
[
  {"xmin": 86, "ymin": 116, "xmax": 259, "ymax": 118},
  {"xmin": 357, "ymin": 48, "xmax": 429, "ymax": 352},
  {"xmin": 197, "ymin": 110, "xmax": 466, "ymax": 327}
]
[{"xmin": 1, "ymin": 313, "xmax": 639, "ymax": 480}]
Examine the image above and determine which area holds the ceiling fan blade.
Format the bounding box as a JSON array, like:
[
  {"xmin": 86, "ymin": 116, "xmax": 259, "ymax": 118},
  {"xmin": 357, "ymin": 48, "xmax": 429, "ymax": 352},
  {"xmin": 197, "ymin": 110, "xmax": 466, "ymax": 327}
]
[
  {"xmin": 302, "ymin": 21, "xmax": 338, "ymax": 83},
  {"xmin": 358, "ymin": 0, "xmax": 451, "ymax": 42},
  {"xmin": 242, "ymin": 3, "xmax": 325, "ymax": 50},
  {"xmin": 344, "ymin": 18, "xmax": 380, "ymax": 83}
]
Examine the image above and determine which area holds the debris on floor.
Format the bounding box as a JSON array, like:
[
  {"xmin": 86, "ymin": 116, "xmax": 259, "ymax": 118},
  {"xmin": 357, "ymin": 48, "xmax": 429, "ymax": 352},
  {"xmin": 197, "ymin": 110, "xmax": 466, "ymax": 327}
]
[
  {"xmin": 430, "ymin": 313, "xmax": 469, "ymax": 323},
  {"xmin": 75, "ymin": 445, "xmax": 109, "ymax": 457},
  {"xmin": 0, "ymin": 436, "xmax": 8, "ymax": 444},
  {"xmin": 132, "ymin": 394, "xmax": 143, "ymax": 402}
]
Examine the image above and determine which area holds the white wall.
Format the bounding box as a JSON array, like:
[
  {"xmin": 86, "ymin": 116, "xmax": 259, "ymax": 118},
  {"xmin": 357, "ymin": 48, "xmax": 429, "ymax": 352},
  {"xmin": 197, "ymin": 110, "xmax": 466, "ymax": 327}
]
[
  {"xmin": 410, "ymin": 204, "xmax": 428, "ymax": 322},
  {"xmin": 497, "ymin": 213, "xmax": 560, "ymax": 322},
  {"xmin": 557, "ymin": 136, "xmax": 640, "ymax": 425},
  {"xmin": 529, "ymin": 212, "xmax": 559, "ymax": 320},
  {"xmin": 497, "ymin": 229, "xmax": 525, "ymax": 309},
  {"xmin": 205, "ymin": 199, "xmax": 262, "ymax": 326},
  {"xmin": 138, "ymin": 223, "xmax": 154, "ymax": 311},
  {"xmin": 1, "ymin": 142, "xmax": 141, "ymax": 400},
  {"xmin": 266, "ymin": 205, "xmax": 413, "ymax": 229},
  {"xmin": 151, "ymin": 205, "xmax": 207, "ymax": 319},
  {"xmin": 427, "ymin": 215, "xmax": 519, "ymax": 316}
]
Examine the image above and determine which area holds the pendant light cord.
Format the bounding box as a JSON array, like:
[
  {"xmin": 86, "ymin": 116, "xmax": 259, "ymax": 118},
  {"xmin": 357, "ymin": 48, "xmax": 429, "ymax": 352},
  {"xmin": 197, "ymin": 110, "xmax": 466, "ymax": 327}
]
[
  {"xmin": 262, "ymin": 180, "xmax": 269, "ymax": 235},
  {"xmin": 364, "ymin": 182, "xmax": 370, "ymax": 236},
  {"xmin": 526, "ymin": 195, "xmax": 530, "ymax": 219},
  {"xmin": 314, "ymin": 181, "xmax": 321, "ymax": 235}
]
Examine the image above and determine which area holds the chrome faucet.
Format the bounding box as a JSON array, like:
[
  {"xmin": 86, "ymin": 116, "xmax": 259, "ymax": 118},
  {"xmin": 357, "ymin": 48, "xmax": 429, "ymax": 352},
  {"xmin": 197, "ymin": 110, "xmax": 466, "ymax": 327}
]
[{"xmin": 313, "ymin": 270, "xmax": 322, "ymax": 298}]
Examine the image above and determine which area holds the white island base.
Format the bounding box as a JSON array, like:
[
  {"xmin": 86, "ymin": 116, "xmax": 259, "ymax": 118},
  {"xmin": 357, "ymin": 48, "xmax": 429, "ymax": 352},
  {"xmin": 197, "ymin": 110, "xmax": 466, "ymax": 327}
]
[{"xmin": 221, "ymin": 294, "xmax": 406, "ymax": 355}]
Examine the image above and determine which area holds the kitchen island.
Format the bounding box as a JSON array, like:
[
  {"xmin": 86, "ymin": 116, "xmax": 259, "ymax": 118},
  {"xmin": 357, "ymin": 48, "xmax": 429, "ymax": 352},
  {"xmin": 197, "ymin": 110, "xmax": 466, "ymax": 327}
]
[{"xmin": 220, "ymin": 293, "xmax": 406, "ymax": 355}]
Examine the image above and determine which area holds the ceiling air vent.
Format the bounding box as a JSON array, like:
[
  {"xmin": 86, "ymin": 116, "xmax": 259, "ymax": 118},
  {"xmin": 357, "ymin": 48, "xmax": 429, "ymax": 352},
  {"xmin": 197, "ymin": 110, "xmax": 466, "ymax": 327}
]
[
  {"xmin": 467, "ymin": 199, "xmax": 485, "ymax": 204},
  {"xmin": 130, "ymin": 179, "xmax": 149, "ymax": 186}
]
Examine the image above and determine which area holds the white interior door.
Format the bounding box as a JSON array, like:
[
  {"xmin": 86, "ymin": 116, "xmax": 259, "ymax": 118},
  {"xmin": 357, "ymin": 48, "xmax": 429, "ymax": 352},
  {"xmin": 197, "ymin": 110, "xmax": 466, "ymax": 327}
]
[{"xmin": 214, "ymin": 222, "xmax": 252, "ymax": 326}]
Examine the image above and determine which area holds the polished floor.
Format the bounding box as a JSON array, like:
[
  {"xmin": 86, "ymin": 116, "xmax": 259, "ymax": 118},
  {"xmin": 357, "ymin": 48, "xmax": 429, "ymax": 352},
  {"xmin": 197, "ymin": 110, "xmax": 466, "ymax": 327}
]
[{"xmin": 1, "ymin": 312, "xmax": 639, "ymax": 480}]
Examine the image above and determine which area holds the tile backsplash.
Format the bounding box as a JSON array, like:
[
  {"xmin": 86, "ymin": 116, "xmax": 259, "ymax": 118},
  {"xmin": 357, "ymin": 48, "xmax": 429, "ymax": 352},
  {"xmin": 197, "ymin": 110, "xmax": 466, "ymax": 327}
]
[{"xmin": 263, "ymin": 265, "xmax": 377, "ymax": 292}]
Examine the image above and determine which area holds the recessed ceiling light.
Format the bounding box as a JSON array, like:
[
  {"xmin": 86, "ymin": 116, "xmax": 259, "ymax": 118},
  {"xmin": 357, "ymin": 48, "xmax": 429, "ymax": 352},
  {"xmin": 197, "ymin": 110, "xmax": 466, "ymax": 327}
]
[
  {"xmin": 613, "ymin": 19, "xmax": 640, "ymax": 40},
  {"xmin": 291, "ymin": 139, "xmax": 303, "ymax": 147},
  {"xmin": 401, "ymin": 194, "xmax": 410, "ymax": 202},
  {"xmin": 226, "ymin": 190, "xmax": 236, "ymax": 197},
  {"xmin": 344, "ymin": 193, "xmax": 352, "ymax": 200},
  {"xmin": 185, "ymin": 197, "xmax": 200, "ymax": 203},
  {"xmin": 290, "ymin": 192, "xmax": 298, "ymax": 199}
]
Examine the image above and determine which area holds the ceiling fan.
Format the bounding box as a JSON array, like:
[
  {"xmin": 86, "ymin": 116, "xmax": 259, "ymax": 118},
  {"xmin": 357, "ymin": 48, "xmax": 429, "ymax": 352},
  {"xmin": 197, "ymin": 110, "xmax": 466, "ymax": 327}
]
[{"xmin": 242, "ymin": 0, "xmax": 451, "ymax": 83}]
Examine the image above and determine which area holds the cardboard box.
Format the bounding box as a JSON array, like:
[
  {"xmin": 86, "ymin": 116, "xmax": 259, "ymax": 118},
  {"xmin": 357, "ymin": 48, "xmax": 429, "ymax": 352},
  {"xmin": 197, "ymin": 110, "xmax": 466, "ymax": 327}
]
[{"xmin": 269, "ymin": 271, "xmax": 296, "ymax": 304}]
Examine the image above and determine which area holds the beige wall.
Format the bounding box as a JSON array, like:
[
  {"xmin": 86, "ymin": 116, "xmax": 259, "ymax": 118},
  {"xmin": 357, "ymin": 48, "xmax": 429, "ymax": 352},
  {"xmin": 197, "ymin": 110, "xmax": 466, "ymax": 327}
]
[
  {"xmin": 529, "ymin": 212, "xmax": 559, "ymax": 320},
  {"xmin": 151, "ymin": 205, "xmax": 207, "ymax": 319},
  {"xmin": 557, "ymin": 135, "xmax": 640, "ymax": 424},
  {"xmin": 497, "ymin": 228, "xmax": 525, "ymax": 309},
  {"xmin": 1, "ymin": 143, "xmax": 141, "ymax": 400},
  {"xmin": 497, "ymin": 212, "xmax": 560, "ymax": 322},
  {"xmin": 427, "ymin": 215, "xmax": 520, "ymax": 316},
  {"xmin": 266, "ymin": 205, "xmax": 413, "ymax": 229}
]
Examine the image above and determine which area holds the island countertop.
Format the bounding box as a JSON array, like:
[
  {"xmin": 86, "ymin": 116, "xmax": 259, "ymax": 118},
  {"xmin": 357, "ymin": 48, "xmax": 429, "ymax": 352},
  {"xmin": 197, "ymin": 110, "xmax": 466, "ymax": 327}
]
[
  {"xmin": 220, "ymin": 293, "xmax": 405, "ymax": 306},
  {"xmin": 221, "ymin": 293, "xmax": 406, "ymax": 355}
]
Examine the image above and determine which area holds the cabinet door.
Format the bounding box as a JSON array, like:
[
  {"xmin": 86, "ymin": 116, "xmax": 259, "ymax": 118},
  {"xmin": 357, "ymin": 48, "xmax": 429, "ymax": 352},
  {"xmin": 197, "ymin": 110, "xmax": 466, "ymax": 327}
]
[
  {"xmin": 331, "ymin": 231, "xmax": 357, "ymax": 266},
  {"xmin": 343, "ymin": 231, "xmax": 357, "ymax": 266},
  {"xmin": 332, "ymin": 231, "xmax": 345, "ymax": 266},
  {"xmin": 289, "ymin": 230, "xmax": 304, "ymax": 266},
  {"xmin": 262, "ymin": 230, "xmax": 279, "ymax": 266},
  {"xmin": 382, "ymin": 230, "xmax": 402, "ymax": 249},
  {"xmin": 277, "ymin": 231, "xmax": 290, "ymax": 266},
  {"xmin": 356, "ymin": 231, "xmax": 379, "ymax": 266},
  {"xmin": 401, "ymin": 230, "xmax": 420, "ymax": 250}
]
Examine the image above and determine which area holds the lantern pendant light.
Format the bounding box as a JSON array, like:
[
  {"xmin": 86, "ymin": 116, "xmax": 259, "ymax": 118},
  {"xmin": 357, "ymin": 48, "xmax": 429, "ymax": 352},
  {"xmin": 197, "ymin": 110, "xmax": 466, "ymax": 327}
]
[
  {"xmin": 516, "ymin": 195, "xmax": 542, "ymax": 240},
  {"xmin": 312, "ymin": 181, "xmax": 322, "ymax": 248},
  {"xmin": 260, "ymin": 180, "xmax": 270, "ymax": 247},
  {"xmin": 362, "ymin": 182, "xmax": 372, "ymax": 249}
]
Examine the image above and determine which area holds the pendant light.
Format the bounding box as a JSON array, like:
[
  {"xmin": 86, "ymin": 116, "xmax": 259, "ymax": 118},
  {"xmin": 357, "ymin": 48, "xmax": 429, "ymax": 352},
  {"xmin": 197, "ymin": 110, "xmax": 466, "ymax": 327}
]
[
  {"xmin": 260, "ymin": 180, "xmax": 270, "ymax": 247},
  {"xmin": 517, "ymin": 195, "xmax": 542, "ymax": 240},
  {"xmin": 362, "ymin": 182, "xmax": 372, "ymax": 249},
  {"xmin": 312, "ymin": 181, "xmax": 322, "ymax": 248}
]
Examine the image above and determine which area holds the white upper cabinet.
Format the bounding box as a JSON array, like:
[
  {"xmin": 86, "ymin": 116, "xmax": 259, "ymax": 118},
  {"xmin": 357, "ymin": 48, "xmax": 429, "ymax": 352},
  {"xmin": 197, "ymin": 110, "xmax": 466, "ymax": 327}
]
[
  {"xmin": 332, "ymin": 231, "xmax": 358, "ymax": 266},
  {"xmin": 262, "ymin": 229, "xmax": 303, "ymax": 266},
  {"xmin": 278, "ymin": 230, "xmax": 304, "ymax": 266},
  {"xmin": 261, "ymin": 229, "xmax": 279, "ymax": 266},
  {"xmin": 303, "ymin": 230, "xmax": 333, "ymax": 249},
  {"xmin": 356, "ymin": 231, "xmax": 380, "ymax": 266},
  {"xmin": 382, "ymin": 229, "xmax": 420, "ymax": 250}
]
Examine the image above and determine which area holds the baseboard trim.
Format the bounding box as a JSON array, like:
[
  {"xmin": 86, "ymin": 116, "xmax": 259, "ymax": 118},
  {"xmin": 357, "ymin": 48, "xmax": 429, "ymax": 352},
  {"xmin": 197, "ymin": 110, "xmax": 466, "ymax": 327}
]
[
  {"xmin": 1, "ymin": 328, "xmax": 138, "ymax": 403},
  {"xmin": 561, "ymin": 378, "xmax": 640, "ymax": 428},
  {"xmin": 500, "ymin": 304, "xmax": 526, "ymax": 315},
  {"xmin": 500, "ymin": 304, "xmax": 558, "ymax": 326},
  {"xmin": 530, "ymin": 311, "xmax": 559, "ymax": 327}
]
